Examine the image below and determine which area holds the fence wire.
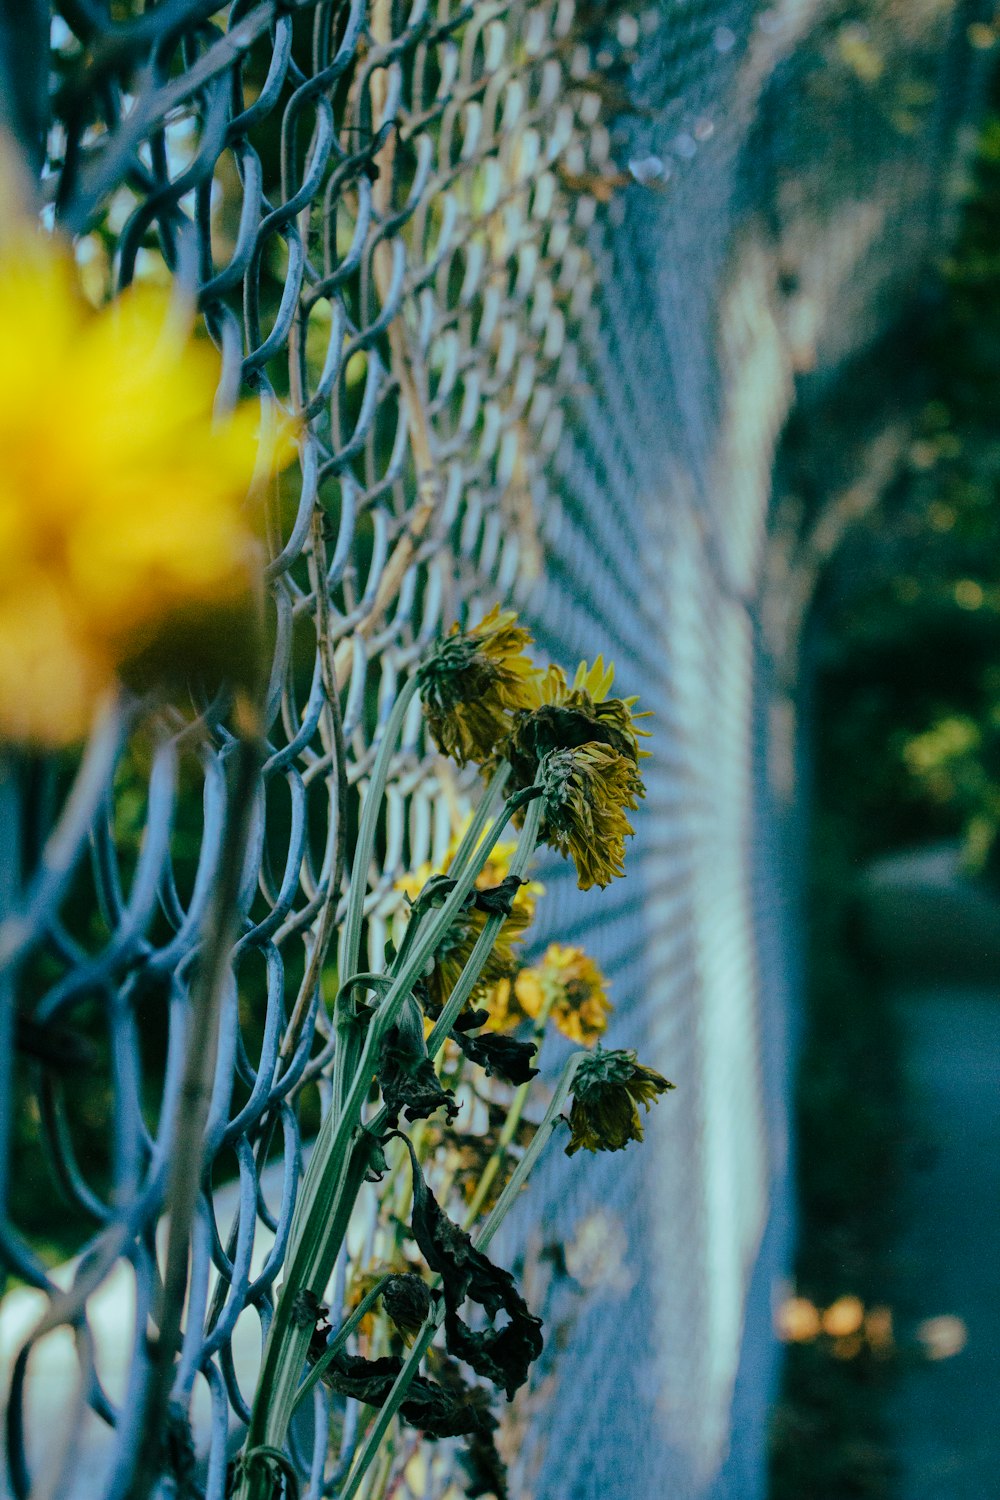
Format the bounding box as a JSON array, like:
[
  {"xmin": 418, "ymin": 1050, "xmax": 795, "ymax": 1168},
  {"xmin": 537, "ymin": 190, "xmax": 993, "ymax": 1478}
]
[{"xmin": 0, "ymin": 1, "xmax": 989, "ymax": 1498}]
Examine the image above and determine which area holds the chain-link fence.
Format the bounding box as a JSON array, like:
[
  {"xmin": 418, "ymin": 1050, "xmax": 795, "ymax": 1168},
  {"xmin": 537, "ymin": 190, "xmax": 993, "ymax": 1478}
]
[{"xmin": 0, "ymin": 2, "xmax": 989, "ymax": 1497}]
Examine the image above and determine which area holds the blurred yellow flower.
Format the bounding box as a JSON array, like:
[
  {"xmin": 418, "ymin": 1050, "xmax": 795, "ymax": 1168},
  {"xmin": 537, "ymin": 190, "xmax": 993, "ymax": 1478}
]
[
  {"xmin": 821, "ymin": 1295, "xmax": 864, "ymax": 1339},
  {"xmin": 0, "ymin": 232, "xmax": 296, "ymax": 746},
  {"xmin": 514, "ymin": 943, "xmax": 612, "ymax": 1046},
  {"xmin": 775, "ymin": 1296, "xmax": 822, "ymax": 1344}
]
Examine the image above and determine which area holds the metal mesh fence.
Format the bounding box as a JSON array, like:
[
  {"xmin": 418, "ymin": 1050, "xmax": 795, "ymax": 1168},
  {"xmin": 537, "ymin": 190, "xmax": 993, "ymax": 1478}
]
[{"xmin": 0, "ymin": 1, "xmax": 989, "ymax": 1497}]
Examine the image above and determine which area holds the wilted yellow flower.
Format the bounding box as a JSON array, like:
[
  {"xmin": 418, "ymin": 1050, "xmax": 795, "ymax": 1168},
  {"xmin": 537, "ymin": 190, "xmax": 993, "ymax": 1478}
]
[
  {"xmin": 425, "ymin": 900, "xmax": 532, "ymax": 1016},
  {"xmin": 537, "ymin": 743, "xmax": 644, "ymax": 890},
  {"xmin": 416, "ymin": 605, "xmax": 541, "ymax": 765},
  {"xmin": 504, "ymin": 655, "xmax": 650, "ymax": 777},
  {"xmin": 0, "ymin": 232, "xmax": 296, "ymax": 746},
  {"xmin": 396, "ymin": 824, "xmax": 543, "ymax": 1016},
  {"xmin": 565, "ymin": 1048, "xmax": 674, "ymax": 1156},
  {"xmin": 567, "ymin": 656, "xmax": 652, "ymax": 763},
  {"xmin": 514, "ymin": 943, "xmax": 612, "ymax": 1046},
  {"xmin": 499, "ymin": 656, "xmax": 649, "ymax": 889}
]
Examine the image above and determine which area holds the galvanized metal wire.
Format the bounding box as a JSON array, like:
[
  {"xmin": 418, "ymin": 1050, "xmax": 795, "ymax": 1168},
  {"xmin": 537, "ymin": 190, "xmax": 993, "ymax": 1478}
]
[{"xmin": 0, "ymin": 1, "xmax": 989, "ymax": 1497}]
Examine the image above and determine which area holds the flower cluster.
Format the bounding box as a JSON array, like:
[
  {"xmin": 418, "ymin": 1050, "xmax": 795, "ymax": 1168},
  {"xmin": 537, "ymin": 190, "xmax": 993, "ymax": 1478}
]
[
  {"xmin": 253, "ymin": 609, "xmax": 671, "ymax": 1500},
  {"xmin": 0, "ymin": 233, "xmax": 296, "ymax": 746},
  {"xmin": 417, "ymin": 612, "xmax": 650, "ymax": 889}
]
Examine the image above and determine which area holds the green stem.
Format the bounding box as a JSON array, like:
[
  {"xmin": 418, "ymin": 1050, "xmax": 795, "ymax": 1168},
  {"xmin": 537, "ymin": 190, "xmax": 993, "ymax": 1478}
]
[
  {"xmin": 293, "ymin": 788, "xmax": 534, "ymax": 1273},
  {"xmin": 291, "ymin": 1275, "xmax": 392, "ymax": 1417},
  {"xmin": 359, "ymin": 791, "xmax": 543, "ymax": 1143},
  {"xmin": 463, "ymin": 978, "xmax": 556, "ymax": 1229},
  {"xmin": 425, "ymin": 794, "xmax": 542, "ymax": 1056},
  {"xmin": 236, "ymin": 788, "xmax": 537, "ymax": 1500},
  {"xmin": 238, "ymin": 1144, "xmax": 367, "ymax": 1500},
  {"xmin": 445, "ymin": 761, "xmax": 511, "ymax": 880},
  {"xmin": 384, "ymin": 760, "xmax": 511, "ymax": 984},
  {"xmin": 337, "ymin": 1310, "xmax": 443, "ymax": 1500},
  {"xmin": 475, "ymin": 1049, "xmax": 586, "ymax": 1254},
  {"xmin": 339, "ymin": 673, "xmax": 420, "ymax": 990},
  {"xmin": 336, "ymin": 1048, "xmax": 586, "ymax": 1500}
]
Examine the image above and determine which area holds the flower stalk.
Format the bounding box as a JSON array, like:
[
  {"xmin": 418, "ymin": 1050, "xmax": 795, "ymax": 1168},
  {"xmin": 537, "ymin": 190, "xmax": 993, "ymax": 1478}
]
[
  {"xmin": 462, "ymin": 979, "xmax": 557, "ymax": 1228},
  {"xmin": 233, "ymin": 609, "xmax": 668, "ymax": 1500},
  {"xmin": 236, "ymin": 776, "xmax": 541, "ymax": 1500}
]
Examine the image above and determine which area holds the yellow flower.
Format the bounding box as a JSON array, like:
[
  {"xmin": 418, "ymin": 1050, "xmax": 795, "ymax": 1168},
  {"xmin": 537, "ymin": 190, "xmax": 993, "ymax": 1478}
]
[
  {"xmin": 537, "ymin": 742, "xmax": 644, "ymax": 889},
  {"xmin": 565, "ymin": 1048, "xmax": 674, "ymax": 1157},
  {"xmin": 500, "ymin": 656, "xmax": 649, "ymax": 889},
  {"xmin": 425, "ymin": 900, "xmax": 532, "ymax": 1016},
  {"xmin": 396, "ymin": 822, "xmax": 543, "ymax": 1017},
  {"xmin": 416, "ymin": 605, "xmax": 541, "ymax": 765},
  {"xmin": 569, "ymin": 655, "xmax": 652, "ymax": 764},
  {"xmin": 0, "ymin": 233, "xmax": 296, "ymax": 746},
  {"xmin": 514, "ymin": 943, "xmax": 612, "ymax": 1046},
  {"xmin": 480, "ymin": 976, "xmax": 522, "ymax": 1032},
  {"xmin": 505, "ymin": 655, "xmax": 651, "ymax": 773}
]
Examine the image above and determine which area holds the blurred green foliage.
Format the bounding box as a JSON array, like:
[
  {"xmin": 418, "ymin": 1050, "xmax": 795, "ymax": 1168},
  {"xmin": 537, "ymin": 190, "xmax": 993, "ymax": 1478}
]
[
  {"xmin": 816, "ymin": 86, "xmax": 1000, "ymax": 878},
  {"xmin": 772, "ymin": 70, "xmax": 1000, "ymax": 1500}
]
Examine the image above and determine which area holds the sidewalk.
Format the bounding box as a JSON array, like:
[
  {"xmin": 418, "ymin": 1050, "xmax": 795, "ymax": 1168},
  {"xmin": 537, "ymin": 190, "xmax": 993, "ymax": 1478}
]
[
  {"xmin": 888, "ymin": 982, "xmax": 1000, "ymax": 1499},
  {"xmin": 863, "ymin": 850, "xmax": 1000, "ymax": 1499}
]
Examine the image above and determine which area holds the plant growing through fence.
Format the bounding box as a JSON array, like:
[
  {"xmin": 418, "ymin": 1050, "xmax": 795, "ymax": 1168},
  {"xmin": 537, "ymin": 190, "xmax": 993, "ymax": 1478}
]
[
  {"xmin": 0, "ymin": 228, "xmax": 673, "ymax": 1500},
  {"xmin": 230, "ymin": 609, "xmax": 673, "ymax": 1500}
]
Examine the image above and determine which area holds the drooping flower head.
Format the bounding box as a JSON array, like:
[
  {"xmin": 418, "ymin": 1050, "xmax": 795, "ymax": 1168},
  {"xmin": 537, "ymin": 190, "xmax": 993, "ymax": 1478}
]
[
  {"xmin": 503, "ymin": 656, "xmax": 649, "ymax": 782},
  {"xmin": 514, "ymin": 943, "xmax": 612, "ymax": 1046},
  {"xmin": 537, "ymin": 743, "xmax": 643, "ymax": 890},
  {"xmin": 381, "ymin": 1273, "xmax": 433, "ymax": 1345},
  {"xmin": 565, "ymin": 1047, "xmax": 674, "ymax": 1156},
  {"xmin": 500, "ymin": 657, "xmax": 650, "ymax": 890},
  {"xmin": 416, "ymin": 605, "xmax": 541, "ymax": 765},
  {"xmin": 0, "ymin": 232, "xmax": 297, "ymax": 746}
]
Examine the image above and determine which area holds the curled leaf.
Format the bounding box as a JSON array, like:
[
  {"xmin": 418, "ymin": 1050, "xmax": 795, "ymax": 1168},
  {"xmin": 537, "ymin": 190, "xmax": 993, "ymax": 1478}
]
[
  {"xmin": 396, "ymin": 1135, "xmax": 544, "ymax": 1399},
  {"xmin": 451, "ymin": 1028, "xmax": 539, "ymax": 1085},
  {"xmin": 472, "ymin": 875, "xmax": 525, "ymax": 917},
  {"xmin": 459, "ymin": 1429, "xmax": 510, "ymax": 1500},
  {"xmin": 310, "ymin": 1349, "xmax": 496, "ymax": 1440},
  {"xmin": 433, "ymin": 1355, "xmax": 509, "ymax": 1500},
  {"xmin": 290, "ymin": 1289, "xmax": 325, "ymax": 1330},
  {"xmin": 453, "ymin": 1006, "xmax": 491, "ymax": 1033},
  {"xmin": 378, "ymin": 1026, "xmax": 459, "ymax": 1124}
]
